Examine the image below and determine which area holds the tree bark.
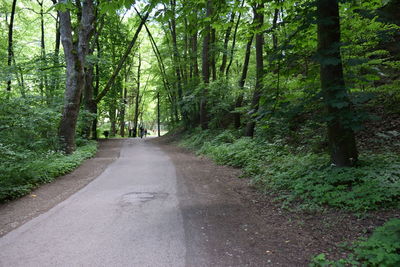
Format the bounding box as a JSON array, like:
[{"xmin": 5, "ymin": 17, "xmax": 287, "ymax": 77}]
[
  {"xmin": 168, "ymin": 0, "xmax": 184, "ymax": 120},
  {"xmin": 225, "ymin": 0, "xmax": 245, "ymax": 77},
  {"xmin": 50, "ymin": 0, "xmax": 61, "ymax": 94},
  {"xmin": 6, "ymin": 0, "xmax": 17, "ymax": 91},
  {"xmin": 219, "ymin": 9, "xmax": 235, "ymax": 76},
  {"xmin": 133, "ymin": 53, "xmax": 142, "ymax": 138},
  {"xmin": 245, "ymin": 4, "xmax": 264, "ymax": 137},
  {"xmin": 210, "ymin": 28, "xmax": 217, "ymax": 81},
  {"xmin": 157, "ymin": 92, "xmax": 161, "ymax": 137},
  {"xmin": 234, "ymin": 34, "xmax": 253, "ymax": 128},
  {"xmin": 91, "ymin": 38, "xmax": 100, "ymax": 140},
  {"xmin": 192, "ymin": 31, "xmax": 199, "ymax": 79},
  {"xmin": 37, "ymin": 0, "xmax": 49, "ymax": 102},
  {"xmin": 119, "ymin": 69, "xmax": 127, "ymax": 137},
  {"xmin": 317, "ymin": 0, "xmax": 358, "ymax": 166},
  {"xmin": 200, "ymin": 0, "xmax": 212, "ymax": 130},
  {"xmin": 58, "ymin": 0, "xmax": 94, "ymax": 154}
]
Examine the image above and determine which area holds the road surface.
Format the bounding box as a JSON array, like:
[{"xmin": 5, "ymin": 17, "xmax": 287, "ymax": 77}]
[
  {"xmin": 0, "ymin": 139, "xmax": 185, "ymax": 266},
  {"xmin": 0, "ymin": 138, "xmax": 309, "ymax": 266}
]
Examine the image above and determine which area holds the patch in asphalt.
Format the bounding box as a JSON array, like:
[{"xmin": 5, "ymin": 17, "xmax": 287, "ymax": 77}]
[{"xmin": 120, "ymin": 192, "xmax": 169, "ymax": 205}]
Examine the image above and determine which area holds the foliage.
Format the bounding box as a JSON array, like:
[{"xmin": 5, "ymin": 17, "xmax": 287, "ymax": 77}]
[
  {"xmin": 181, "ymin": 129, "xmax": 400, "ymax": 212},
  {"xmin": 311, "ymin": 218, "xmax": 400, "ymax": 267},
  {"xmin": 0, "ymin": 141, "xmax": 97, "ymax": 203},
  {"xmin": 0, "ymin": 95, "xmax": 61, "ymax": 152}
]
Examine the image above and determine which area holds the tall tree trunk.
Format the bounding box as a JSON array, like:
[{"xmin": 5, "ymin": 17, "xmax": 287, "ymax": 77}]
[
  {"xmin": 317, "ymin": 0, "xmax": 358, "ymax": 166},
  {"xmin": 157, "ymin": 92, "xmax": 161, "ymax": 137},
  {"xmin": 120, "ymin": 65, "xmax": 129, "ymax": 137},
  {"xmin": 83, "ymin": 63, "xmax": 95, "ymax": 138},
  {"xmin": 245, "ymin": 4, "xmax": 264, "ymax": 137},
  {"xmin": 6, "ymin": 0, "xmax": 17, "ymax": 91},
  {"xmin": 109, "ymin": 106, "xmax": 117, "ymax": 137},
  {"xmin": 58, "ymin": 0, "xmax": 94, "ymax": 154},
  {"xmin": 169, "ymin": 0, "xmax": 183, "ymax": 119},
  {"xmin": 210, "ymin": 28, "xmax": 217, "ymax": 81},
  {"xmin": 51, "ymin": 0, "xmax": 61, "ymax": 94},
  {"xmin": 192, "ymin": 31, "xmax": 199, "ymax": 79},
  {"xmin": 53, "ymin": 14, "xmax": 61, "ymax": 94},
  {"xmin": 225, "ymin": 0, "xmax": 245, "ymax": 77},
  {"xmin": 219, "ymin": 9, "xmax": 235, "ymax": 76},
  {"xmin": 91, "ymin": 38, "xmax": 100, "ymax": 140},
  {"xmin": 37, "ymin": 0, "xmax": 49, "ymax": 102},
  {"xmin": 234, "ymin": 34, "xmax": 253, "ymax": 128},
  {"xmin": 200, "ymin": 0, "xmax": 212, "ymax": 130},
  {"xmin": 133, "ymin": 53, "xmax": 141, "ymax": 138}
]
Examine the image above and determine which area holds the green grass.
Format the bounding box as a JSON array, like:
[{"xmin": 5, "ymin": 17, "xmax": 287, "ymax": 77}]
[{"xmin": 0, "ymin": 141, "xmax": 97, "ymax": 202}]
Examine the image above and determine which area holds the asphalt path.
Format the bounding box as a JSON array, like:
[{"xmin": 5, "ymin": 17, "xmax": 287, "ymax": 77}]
[{"xmin": 0, "ymin": 139, "xmax": 186, "ymax": 267}]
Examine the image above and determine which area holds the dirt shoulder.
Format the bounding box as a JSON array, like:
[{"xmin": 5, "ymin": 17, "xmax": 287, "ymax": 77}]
[
  {"xmin": 152, "ymin": 136, "xmax": 399, "ymax": 266},
  {"xmin": 0, "ymin": 139, "xmax": 123, "ymax": 237}
]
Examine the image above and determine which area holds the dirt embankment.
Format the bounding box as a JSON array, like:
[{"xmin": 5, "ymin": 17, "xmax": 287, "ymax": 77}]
[{"xmin": 152, "ymin": 136, "xmax": 399, "ymax": 266}]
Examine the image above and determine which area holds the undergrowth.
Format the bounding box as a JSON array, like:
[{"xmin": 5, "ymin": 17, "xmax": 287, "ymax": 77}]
[
  {"xmin": 180, "ymin": 128, "xmax": 400, "ymax": 212},
  {"xmin": 311, "ymin": 218, "xmax": 400, "ymax": 267},
  {"xmin": 0, "ymin": 141, "xmax": 97, "ymax": 203},
  {"xmin": 180, "ymin": 128, "xmax": 399, "ymax": 266}
]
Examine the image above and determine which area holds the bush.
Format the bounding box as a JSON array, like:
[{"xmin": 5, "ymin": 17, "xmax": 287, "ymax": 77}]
[
  {"xmin": 311, "ymin": 218, "xmax": 400, "ymax": 266},
  {"xmin": 0, "ymin": 141, "xmax": 97, "ymax": 202}
]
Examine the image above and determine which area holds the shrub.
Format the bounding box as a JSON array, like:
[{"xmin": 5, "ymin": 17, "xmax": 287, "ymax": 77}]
[
  {"xmin": 0, "ymin": 141, "xmax": 97, "ymax": 202},
  {"xmin": 311, "ymin": 218, "xmax": 400, "ymax": 266}
]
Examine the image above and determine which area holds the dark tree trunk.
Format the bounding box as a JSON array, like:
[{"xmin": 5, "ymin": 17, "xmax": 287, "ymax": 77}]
[
  {"xmin": 234, "ymin": 34, "xmax": 253, "ymax": 128},
  {"xmin": 317, "ymin": 0, "xmax": 358, "ymax": 166},
  {"xmin": 192, "ymin": 31, "xmax": 199, "ymax": 79},
  {"xmin": 226, "ymin": 0, "xmax": 245, "ymax": 77},
  {"xmin": 169, "ymin": 0, "xmax": 183, "ymax": 119},
  {"xmin": 83, "ymin": 63, "xmax": 95, "ymax": 139},
  {"xmin": 83, "ymin": 10, "xmax": 102, "ymax": 140},
  {"xmin": 110, "ymin": 107, "xmax": 117, "ymax": 137},
  {"xmin": 37, "ymin": 0, "xmax": 49, "ymax": 101},
  {"xmin": 157, "ymin": 92, "xmax": 161, "ymax": 137},
  {"xmin": 58, "ymin": 0, "xmax": 94, "ymax": 154},
  {"xmin": 245, "ymin": 4, "xmax": 264, "ymax": 137},
  {"xmin": 200, "ymin": 0, "xmax": 212, "ymax": 130},
  {"xmin": 211, "ymin": 28, "xmax": 217, "ymax": 81},
  {"xmin": 133, "ymin": 54, "xmax": 141, "ymax": 138},
  {"xmin": 50, "ymin": 0, "xmax": 61, "ymax": 94},
  {"xmin": 120, "ymin": 88, "xmax": 127, "ymax": 137},
  {"xmin": 91, "ymin": 38, "xmax": 101, "ymax": 140},
  {"xmin": 6, "ymin": 0, "xmax": 17, "ymax": 91},
  {"xmin": 219, "ymin": 10, "xmax": 235, "ymax": 76}
]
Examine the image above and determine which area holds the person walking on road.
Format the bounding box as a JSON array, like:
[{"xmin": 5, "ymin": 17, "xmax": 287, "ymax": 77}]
[{"xmin": 139, "ymin": 126, "xmax": 144, "ymax": 139}]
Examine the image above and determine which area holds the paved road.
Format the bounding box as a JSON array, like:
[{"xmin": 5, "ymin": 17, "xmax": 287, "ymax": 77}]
[{"xmin": 0, "ymin": 139, "xmax": 186, "ymax": 267}]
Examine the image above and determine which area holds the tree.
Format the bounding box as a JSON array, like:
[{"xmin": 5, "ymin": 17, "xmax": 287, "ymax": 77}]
[
  {"xmin": 234, "ymin": 34, "xmax": 253, "ymax": 129},
  {"xmin": 6, "ymin": 0, "xmax": 17, "ymax": 91},
  {"xmin": 316, "ymin": 0, "xmax": 358, "ymax": 166},
  {"xmin": 58, "ymin": 0, "xmax": 95, "ymax": 154},
  {"xmin": 200, "ymin": 0, "xmax": 212, "ymax": 130},
  {"xmin": 245, "ymin": 3, "xmax": 264, "ymax": 137}
]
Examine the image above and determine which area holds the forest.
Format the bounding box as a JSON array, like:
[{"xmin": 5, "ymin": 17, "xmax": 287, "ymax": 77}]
[{"xmin": 0, "ymin": 0, "xmax": 399, "ymax": 265}]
